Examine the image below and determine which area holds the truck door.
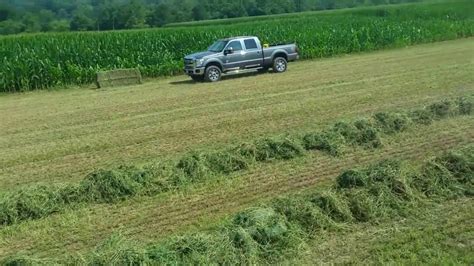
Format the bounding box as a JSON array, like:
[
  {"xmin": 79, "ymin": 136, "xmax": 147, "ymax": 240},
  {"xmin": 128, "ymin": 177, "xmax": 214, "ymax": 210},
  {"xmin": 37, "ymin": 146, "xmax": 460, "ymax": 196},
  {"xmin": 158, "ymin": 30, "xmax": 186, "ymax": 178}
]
[
  {"xmin": 223, "ymin": 40, "xmax": 245, "ymax": 70},
  {"xmin": 243, "ymin": 38, "xmax": 263, "ymax": 68}
]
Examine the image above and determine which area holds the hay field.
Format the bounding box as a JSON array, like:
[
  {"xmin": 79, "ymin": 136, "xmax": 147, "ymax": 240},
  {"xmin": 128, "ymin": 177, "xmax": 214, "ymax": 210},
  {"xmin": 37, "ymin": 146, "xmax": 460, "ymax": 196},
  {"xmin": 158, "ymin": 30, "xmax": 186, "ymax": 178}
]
[{"xmin": 0, "ymin": 38, "xmax": 473, "ymax": 261}]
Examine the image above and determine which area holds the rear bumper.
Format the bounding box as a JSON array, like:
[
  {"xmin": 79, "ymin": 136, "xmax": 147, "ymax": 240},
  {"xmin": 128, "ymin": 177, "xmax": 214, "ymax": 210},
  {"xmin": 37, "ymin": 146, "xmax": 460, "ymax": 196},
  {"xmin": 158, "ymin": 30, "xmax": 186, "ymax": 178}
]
[{"xmin": 184, "ymin": 67, "xmax": 205, "ymax": 76}]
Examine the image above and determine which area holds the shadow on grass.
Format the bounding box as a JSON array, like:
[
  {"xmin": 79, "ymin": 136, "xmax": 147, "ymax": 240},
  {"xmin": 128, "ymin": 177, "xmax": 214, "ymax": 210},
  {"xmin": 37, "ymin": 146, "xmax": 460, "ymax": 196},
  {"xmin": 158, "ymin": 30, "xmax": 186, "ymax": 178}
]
[{"xmin": 169, "ymin": 70, "xmax": 270, "ymax": 85}]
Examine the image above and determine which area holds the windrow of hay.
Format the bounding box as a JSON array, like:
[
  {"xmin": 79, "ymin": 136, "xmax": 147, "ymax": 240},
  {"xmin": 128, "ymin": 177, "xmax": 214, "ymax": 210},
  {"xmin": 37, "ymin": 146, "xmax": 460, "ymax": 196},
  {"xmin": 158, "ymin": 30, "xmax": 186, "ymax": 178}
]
[
  {"xmin": 0, "ymin": 97, "xmax": 471, "ymax": 226},
  {"xmin": 5, "ymin": 145, "xmax": 472, "ymax": 265}
]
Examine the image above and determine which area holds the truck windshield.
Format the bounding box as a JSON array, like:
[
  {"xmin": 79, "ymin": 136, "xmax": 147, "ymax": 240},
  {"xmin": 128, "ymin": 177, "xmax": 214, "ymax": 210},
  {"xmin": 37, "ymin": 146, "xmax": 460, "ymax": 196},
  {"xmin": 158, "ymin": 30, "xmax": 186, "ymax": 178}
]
[{"xmin": 208, "ymin": 40, "xmax": 228, "ymax": 52}]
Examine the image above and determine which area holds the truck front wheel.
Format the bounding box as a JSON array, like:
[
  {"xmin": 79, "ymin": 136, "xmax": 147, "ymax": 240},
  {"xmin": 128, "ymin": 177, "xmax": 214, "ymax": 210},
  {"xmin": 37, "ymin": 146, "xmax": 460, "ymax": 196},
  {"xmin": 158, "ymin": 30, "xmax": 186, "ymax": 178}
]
[
  {"xmin": 205, "ymin": 66, "xmax": 222, "ymax": 82},
  {"xmin": 273, "ymin": 57, "xmax": 287, "ymax": 73}
]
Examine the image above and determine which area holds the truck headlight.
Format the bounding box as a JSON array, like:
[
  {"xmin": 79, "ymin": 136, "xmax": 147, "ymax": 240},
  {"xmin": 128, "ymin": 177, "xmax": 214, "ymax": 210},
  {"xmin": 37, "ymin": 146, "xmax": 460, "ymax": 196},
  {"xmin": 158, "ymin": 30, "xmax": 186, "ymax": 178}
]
[{"xmin": 195, "ymin": 59, "xmax": 205, "ymax": 67}]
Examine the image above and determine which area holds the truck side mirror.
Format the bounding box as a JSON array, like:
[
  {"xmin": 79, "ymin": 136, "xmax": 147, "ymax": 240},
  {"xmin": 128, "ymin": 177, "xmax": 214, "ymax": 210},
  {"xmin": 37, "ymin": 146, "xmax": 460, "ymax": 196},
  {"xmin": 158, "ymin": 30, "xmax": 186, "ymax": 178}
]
[{"xmin": 224, "ymin": 47, "xmax": 234, "ymax": 55}]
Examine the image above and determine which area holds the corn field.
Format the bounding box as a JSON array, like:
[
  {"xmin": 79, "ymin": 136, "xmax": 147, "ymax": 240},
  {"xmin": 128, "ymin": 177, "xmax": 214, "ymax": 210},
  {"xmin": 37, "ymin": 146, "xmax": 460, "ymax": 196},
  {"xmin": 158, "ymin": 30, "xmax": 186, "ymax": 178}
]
[{"xmin": 0, "ymin": 1, "xmax": 473, "ymax": 92}]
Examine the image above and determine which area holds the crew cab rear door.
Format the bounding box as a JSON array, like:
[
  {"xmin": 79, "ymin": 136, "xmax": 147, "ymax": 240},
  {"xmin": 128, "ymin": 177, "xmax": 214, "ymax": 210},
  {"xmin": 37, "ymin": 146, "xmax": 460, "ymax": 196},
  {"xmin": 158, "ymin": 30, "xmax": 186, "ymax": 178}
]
[{"xmin": 243, "ymin": 38, "xmax": 263, "ymax": 68}]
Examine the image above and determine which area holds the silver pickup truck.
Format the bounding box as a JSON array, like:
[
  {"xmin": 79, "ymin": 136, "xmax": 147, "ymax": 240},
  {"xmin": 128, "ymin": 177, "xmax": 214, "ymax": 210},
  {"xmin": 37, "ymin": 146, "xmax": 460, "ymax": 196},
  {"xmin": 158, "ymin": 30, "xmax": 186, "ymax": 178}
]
[{"xmin": 184, "ymin": 36, "xmax": 299, "ymax": 82}]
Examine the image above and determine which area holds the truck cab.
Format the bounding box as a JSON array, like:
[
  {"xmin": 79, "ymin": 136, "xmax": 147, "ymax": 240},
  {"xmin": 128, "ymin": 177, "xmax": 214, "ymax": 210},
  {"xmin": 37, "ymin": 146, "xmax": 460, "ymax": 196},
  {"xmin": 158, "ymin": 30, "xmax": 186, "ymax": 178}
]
[{"xmin": 184, "ymin": 36, "xmax": 299, "ymax": 82}]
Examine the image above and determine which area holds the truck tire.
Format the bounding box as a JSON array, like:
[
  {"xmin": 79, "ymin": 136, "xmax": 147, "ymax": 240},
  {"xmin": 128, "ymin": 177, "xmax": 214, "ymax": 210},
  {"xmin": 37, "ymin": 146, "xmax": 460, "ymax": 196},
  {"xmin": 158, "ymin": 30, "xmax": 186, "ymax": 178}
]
[
  {"xmin": 191, "ymin": 75, "xmax": 204, "ymax": 82},
  {"xmin": 273, "ymin": 57, "xmax": 287, "ymax": 73},
  {"xmin": 205, "ymin": 65, "xmax": 222, "ymax": 82}
]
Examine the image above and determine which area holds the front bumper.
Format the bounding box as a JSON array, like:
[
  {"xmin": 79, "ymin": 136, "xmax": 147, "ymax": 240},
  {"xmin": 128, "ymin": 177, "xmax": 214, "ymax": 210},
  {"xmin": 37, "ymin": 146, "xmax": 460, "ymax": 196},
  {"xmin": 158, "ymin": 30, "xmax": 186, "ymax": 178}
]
[{"xmin": 184, "ymin": 67, "xmax": 205, "ymax": 76}]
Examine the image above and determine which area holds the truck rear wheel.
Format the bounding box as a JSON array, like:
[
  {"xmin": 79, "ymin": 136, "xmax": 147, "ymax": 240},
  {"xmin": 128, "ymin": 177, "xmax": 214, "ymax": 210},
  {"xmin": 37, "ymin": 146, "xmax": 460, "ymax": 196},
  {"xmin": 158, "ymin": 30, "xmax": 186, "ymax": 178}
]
[
  {"xmin": 205, "ymin": 65, "xmax": 222, "ymax": 82},
  {"xmin": 273, "ymin": 57, "xmax": 287, "ymax": 73}
]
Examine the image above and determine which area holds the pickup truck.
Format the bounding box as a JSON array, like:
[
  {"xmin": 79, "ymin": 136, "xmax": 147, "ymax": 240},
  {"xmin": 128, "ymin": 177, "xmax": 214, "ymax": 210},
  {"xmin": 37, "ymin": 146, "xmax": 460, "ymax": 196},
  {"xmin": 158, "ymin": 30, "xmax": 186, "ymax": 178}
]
[{"xmin": 183, "ymin": 36, "xmax": 299, "ymax": 82}]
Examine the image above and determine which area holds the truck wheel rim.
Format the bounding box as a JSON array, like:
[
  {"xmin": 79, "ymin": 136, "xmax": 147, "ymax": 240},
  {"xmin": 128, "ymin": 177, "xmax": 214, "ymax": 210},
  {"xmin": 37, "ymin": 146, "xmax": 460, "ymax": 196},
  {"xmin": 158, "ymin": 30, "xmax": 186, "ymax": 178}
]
[
  {"xmin": 209, "ymin": 69, "xmax": 220, "ymax": 81},
  {"xmin": 276, "ymin": 59, "xmax": 286, "ymax": 72}
]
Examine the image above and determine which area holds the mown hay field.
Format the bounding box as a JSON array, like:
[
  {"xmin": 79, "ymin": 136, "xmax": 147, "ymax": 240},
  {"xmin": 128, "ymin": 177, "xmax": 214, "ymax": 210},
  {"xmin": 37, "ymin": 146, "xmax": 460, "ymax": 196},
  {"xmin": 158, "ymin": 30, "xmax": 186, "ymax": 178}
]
[
  {"xmin": 0, "ymin": 0, "xmax": 473, "ymax": 92},
  {"xmin": 0, "ymin": 38, "xmax": 473, "ymax": 261},
  {"xmin": 0, "ymin": 38, "xmax": 472, "ymax": 190}
]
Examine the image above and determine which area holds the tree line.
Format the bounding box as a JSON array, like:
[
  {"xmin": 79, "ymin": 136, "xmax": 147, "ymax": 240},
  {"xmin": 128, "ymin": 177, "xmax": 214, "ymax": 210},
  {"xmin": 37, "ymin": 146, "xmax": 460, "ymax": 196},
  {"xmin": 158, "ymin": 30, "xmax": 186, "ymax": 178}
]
[{"xmin": 0, "ymin": 0, "xmax": 419, "ymax": 35}]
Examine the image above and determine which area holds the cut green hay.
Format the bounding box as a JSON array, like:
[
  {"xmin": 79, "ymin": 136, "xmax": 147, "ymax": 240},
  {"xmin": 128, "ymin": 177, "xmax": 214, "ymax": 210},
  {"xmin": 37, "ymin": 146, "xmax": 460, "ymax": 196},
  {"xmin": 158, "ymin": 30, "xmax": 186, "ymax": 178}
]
[
  {"xmin": 302, "ymin": 131, "xmax": 345, "ymax": 156},
  {"xmin": 455, "ymin": 97, "xmax": 473, "ymax": 115},
  {"xmin": 345, "ymin": 189, "xmax": 380, "ymax": 222},
  {"xmin": 373, "ymin": 112, "xmax": 411, "ymax": 134},
  {"xmin": 271, "ymin": 197, "xmax": 335, "ymax": 233},
  {"xmin": 231, "ymin": 207, "xmax": 303, "ymax": 259},
  {"xmin": 0, "ymin": 186, "xmax": 63, "ymax": 226},
  {"xmin": 352, "ymin": 119, "xmax": 383, "ymax": 148},
  {"xmin": 365, "ymin": 159, "xmax": 402, "ymax": 184},
  {"xmin": 205, "ymin": 151, "xmax": 250, "ymax": 174},
  {"xmin": 2, "ymin": 256, "xmax": 52, "ymax": 266},
  {"xmin": 80, "ymin": 234, "xmax": 149, "ymax": 265},
  {"xmin": 365, "ymin": 160, "xmax": 416, "ymax": 202},
  {"xmin": 252, "ymin": 137, "xmax": 305, "ymax": 162},
  {"xmin": 436, "ymin": 151, "xmax": 474, "ymax": 184},
  {"xmin": 413, "ymin": 160, "xmax": 464, "ymax": 198},
  {"xmin": 309, "ymin": 191, "xmax": 353, "ymax": 223},
  {"xmin": 408, "ymin": 108, "xmax": 434, "ymax": 125},
  {"xmin": 331, "ymin": 119, "xmax": 382, "ymax": 149},
  {"xmin": 336, "ymin": 169, "xmax": 368, "ymax": 189},
  {"xmin": 428, "ymin": 99, "xmax": 452, "ymax": 119},
  {"xmin": 79, "ymin": 166, "xmax": 152, "ymax": 203},
  {"xmin": 174, "ymin": 152, "xmax": 211, "ymax": 183},
  {"xmin": 148, "ymin": 232, "xmax": 240, "ymax": 264}
]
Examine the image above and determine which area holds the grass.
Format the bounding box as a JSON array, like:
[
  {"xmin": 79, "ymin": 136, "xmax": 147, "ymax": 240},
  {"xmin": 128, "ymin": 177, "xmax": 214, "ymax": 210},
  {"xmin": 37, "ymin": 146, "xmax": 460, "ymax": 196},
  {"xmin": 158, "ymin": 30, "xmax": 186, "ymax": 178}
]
[{"xmin": 0, "ymin": 38, "xmax": 473, "ymax": 191}]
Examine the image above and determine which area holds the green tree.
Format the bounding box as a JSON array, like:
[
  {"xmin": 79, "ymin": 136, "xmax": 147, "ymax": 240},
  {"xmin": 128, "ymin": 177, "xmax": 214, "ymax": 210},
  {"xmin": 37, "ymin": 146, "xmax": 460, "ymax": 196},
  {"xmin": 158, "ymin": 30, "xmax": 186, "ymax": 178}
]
[
  {"xmin": 147, "ymin": 3, "xmax": 173, "ymax": 26},
  {"xmin": 0, "ymin": 19, "xmax": 25, "ymax": 34},
  {"xmin": 192, "ymin": 4, "xmax": 208, "ymax": 21},
  {"xmin": 49, "ymin": 19, "xmax": 70, "ymax": 32},
  {"xmin": 22, "ymin": 12, "xmax": 41, "ymax": 33},
  {"xmin": 119, "ymin": 0, "xmax": 149, "ymax": 29}
]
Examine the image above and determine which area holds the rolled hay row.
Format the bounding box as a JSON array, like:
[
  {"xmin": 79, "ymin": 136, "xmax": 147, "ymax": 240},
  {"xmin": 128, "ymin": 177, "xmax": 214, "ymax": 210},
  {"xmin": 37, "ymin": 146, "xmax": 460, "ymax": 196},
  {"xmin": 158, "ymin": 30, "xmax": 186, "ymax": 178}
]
[
  {"xmin": 0, "ymin": 185, "xmax": 64, "ymax": 226},
  {"xmin": 79, "ymin": 165, "xmax": 155, "ymax": 203},
  {"xmin": 246, "ymin": 137, "xmax": 306, "ymax": 162},
  {"xmin": 0, "ymin": 166, "xmax": 155, "ymax": 226},
  {"xmin": 309, "ymin": 190, "xmax": 353, "ymax": 222},
  {"xmin": 302, "ymin": 131, "xmax": 345, "ymax": 156},
  {"xmin": 174, "ymin": 152, "xmax": 211, "ymax": 183},
  {"xmin": 412, "ymin": 147, "xmax": 474, "ymax": 198},
  {"xmin": 271, "ymin": 196, "xmax": 336, "ymax": 233},
  {"xmin": 330, "ymin": 119, "xmax": 382, "ymax": 149},
  {"xmin": 373, "ymin": 112, "xmax": 411, "ymax": 134},
  {"xmin": 456, "ymin": 97, "xmax": 472, "ymax": 115},
  {"xmin": 231, "ymin": 136, "xmax": 304, "ymax": 162},
  {"xmin": 408, "ymin": 109, "xmax": 434, "ymax": 125}
]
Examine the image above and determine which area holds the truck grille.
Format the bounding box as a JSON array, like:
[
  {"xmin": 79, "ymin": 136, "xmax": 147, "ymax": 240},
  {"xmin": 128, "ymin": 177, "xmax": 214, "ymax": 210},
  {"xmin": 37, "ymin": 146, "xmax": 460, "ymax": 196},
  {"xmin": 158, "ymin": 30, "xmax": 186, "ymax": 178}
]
[{"xmin": 184, "ymin": 58, "xmax": 194, "ymax": 67}]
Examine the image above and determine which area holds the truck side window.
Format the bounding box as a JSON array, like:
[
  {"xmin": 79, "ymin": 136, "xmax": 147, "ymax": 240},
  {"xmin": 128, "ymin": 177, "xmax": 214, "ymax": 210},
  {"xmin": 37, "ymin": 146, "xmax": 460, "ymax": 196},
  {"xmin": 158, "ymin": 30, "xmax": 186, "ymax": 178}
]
[
  {"xmin": 244, "ymin": 39, "xmax": 258, "ymax": 50},
  {"xmin": 227, "ymin": 41, "xmax": 243, "ymax": 51}
]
